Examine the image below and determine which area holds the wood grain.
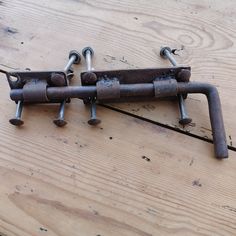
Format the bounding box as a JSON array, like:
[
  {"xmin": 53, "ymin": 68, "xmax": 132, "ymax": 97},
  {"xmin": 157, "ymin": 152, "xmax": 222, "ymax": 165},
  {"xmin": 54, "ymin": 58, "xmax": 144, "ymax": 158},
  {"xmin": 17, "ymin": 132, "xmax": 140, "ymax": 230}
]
[
  {"xmin": 1, "ymin": 0, "xmax": 235, "ymax": 146},
  {"xmin": 0, "ymin": 96, "xmax": 235, "ymax": 236},
  {"xmin": 0, "ymin": 0, "xmax": 236, "ymax": 235}
]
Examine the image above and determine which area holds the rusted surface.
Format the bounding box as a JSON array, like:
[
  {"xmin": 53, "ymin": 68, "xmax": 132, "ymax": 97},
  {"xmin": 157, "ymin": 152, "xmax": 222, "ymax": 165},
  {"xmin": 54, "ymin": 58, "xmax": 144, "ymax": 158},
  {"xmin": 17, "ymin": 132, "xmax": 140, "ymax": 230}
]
[
  {"xmin": 81, "ymin": 67, "xmax": 191, "ymax": 85},
  {"xmin": 6, "ymin": 71, "xmax": 68, "ymax": 89},
  {"xmin": 97, "ymin": 79, "xmax": 120, "ymax": 100},
  {"xmin": 153, "ymin": 79, "xmax": 177, "ymax": 98},
  {"xmin": 23, "ymin": 80, "xmax": 49, "ymax": 102}
]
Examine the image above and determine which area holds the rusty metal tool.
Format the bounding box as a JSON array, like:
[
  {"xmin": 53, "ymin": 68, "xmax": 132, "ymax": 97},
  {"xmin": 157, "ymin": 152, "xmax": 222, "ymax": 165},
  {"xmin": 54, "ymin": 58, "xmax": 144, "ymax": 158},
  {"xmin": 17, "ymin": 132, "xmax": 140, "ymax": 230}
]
[
  {"xmin": 160, "ymin": 47, "xmax": 192, "ymax": 125},
  {"xmin": 1, "ymin": 47, "xmax": 228, "ymax": 159}
]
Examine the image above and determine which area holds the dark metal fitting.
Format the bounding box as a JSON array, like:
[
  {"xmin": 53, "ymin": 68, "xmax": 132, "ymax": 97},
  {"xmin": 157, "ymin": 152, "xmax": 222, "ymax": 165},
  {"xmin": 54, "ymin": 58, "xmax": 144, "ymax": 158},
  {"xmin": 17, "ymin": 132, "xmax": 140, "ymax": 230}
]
[
  {"xmin": 53, "ymin": 119, "xmax": 67, "ymax": 127},
  {"xmin": 53, "ymin": 100, "xmax": 67, "ymax": 127},
  {"xmin": 51, "ymin": 73, "xmax": 67, "ymax": 87},
  {"xmin": 88, "ymin": 100, "xmax": 101, "ymax": 126},
  {"xmin": 177, "ymin": 69, "xmax": 191, "ymax": 82},
  {"xmin": 153, "ymin": 79, "xmax": 177, "ymax": 98},
  {"xmin": 9, "ymin": 100, "xmax": 24, "ymax": 126},
  {"xmin": 160, "ymin": 46, "xmax": 192, "ymax": 125},
  {"xmin": 82, "ymin": 72, "xmax": 98, "ymax": 84},
  {"xmin": 160, "ymin": 47, "xmax": 172, "ymax": 59},
  {"xmin": 88, "ymin": 118, "xmax": 101, "ymax": 126},
  {"xmin": 178, "ymin": 94, "xmax": 192, "ymax": 125},
  {"xmin": 179, "ymin": 117, "xmax": 192, "ymax": 125},
  {"xmin": 23, "ymin": 80, "xmax": 49, "ymax": 103},
  {"xmin": 69, "ymin": 50, "xmax": 81, "ymax": 64},
  {"xmin": 82, "ymin": 47, "xmax": 94, "ymax": 58},
  {"xmin": 9, "ymin": 118, "xmax": 24, "ymax": 126}
]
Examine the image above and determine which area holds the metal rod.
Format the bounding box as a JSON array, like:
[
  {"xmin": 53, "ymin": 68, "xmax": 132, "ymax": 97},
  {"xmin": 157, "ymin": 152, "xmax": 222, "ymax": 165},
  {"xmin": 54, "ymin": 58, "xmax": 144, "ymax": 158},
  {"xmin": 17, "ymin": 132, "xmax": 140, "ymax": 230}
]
[
  {"xmin": 16, "ymin": 100, "xmax": 23, "ymax": 118},
  {"xmin": 85, "ymin": 50, "xmax": 92, "ymax": 71},
  {"xmin": 9, "ymin": 100, "xmax": 24, "ymax": 126},
  {"xmin": 59, "ymin": 100, "xmax": 66, "ymax": 119},
  {"xmin": 9, "ymin": 82, "xmax": 228, "ymax": 159},
  {"xmin": 88, "ymin": 100, "xmax": 101, "ymax": 125},
  {"xmin": 64, "ymin": 55, "xmax": 76, "ymax": 74},
  {"xmin": 53, "ymin": 100, "xmax": 67, "ymax": 127},
  {"xmin": 177, "ymin": 94, "xmax": 192, "ymax": 125},
  {"xmin": 54, "ymin": 51, "xmax": 81, "ymax": 126},
  {"xmin": 163, "ymin": 48, "xmax": 177, "ymax": 66},
  {"xmin": 82, "ymin": 47, "xmax": 101, "ymax": 125},
  {"xmin": 161, "ymin": 47, "xmax": 192, "ymax": 125}
]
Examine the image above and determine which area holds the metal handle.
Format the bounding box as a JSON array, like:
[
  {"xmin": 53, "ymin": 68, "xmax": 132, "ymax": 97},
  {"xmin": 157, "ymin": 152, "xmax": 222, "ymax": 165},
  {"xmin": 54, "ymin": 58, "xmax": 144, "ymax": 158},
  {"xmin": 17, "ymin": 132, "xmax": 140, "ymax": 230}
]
[{"xmin": 10, "ymin": 82, "xmax": 228, "ymax": 159}]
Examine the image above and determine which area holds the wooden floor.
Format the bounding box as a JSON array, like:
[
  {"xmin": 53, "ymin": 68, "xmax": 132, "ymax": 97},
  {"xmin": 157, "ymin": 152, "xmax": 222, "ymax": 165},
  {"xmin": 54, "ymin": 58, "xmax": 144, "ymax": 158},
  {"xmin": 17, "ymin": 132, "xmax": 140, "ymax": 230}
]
[{"xmin": 0, "ymin": 0, "xmax": 236, "ymax": 235}]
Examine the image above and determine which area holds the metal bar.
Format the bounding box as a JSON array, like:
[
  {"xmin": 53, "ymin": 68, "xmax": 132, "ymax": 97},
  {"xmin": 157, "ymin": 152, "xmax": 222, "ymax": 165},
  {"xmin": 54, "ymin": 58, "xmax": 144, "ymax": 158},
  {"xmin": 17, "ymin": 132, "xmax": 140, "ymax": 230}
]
[
  {"xmin": 9, "ymin": 100, "xmax": 24, "ymax": 126},
  {"xmin": 9, "ymin": 82, "xmax": 228, "ymax": 159},
  {"xmin": 85, "ymin": 50, "xmax": 92, "ymax": 71},
  {"xmin": 163, "ymin": 48, "xmax": 177, "ymax": 66},
  {"xmin": 161, "ymin": 47, "xmax": 192, "ymax": 124},
  {"xmin": 64, "ymin": 55, "xmax": 76, "ymax": 73}
]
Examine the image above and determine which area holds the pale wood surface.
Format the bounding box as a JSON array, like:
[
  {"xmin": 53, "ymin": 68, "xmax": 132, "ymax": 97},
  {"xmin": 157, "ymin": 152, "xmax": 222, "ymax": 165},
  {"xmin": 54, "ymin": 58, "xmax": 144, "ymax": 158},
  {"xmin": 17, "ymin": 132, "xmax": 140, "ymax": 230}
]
[{"xmin": 0, "ymin": 0, "xmax": 236, "ymax": 235}]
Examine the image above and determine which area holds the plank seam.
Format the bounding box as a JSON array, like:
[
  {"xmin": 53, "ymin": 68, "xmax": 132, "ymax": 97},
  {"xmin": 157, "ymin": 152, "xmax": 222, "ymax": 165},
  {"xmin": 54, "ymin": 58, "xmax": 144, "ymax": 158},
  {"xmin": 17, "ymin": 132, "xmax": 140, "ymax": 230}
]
[{"xmin": 100, "ymin": 104, "xmax": 236, "ymax": 152}]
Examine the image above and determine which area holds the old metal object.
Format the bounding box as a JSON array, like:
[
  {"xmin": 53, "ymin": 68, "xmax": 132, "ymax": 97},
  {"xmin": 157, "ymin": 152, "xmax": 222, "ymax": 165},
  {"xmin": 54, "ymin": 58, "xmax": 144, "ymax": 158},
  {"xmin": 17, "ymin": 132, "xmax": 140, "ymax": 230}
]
[
  {"xmin": 82, "ymin": 47, "xmax": 97, "ymax": 84},
  {"xmin": 82, "ymin": 47, "xmax": 101, "ymax": 125},
  {"xmin": 5, "ymin": 50, "xmax": 81, "ymax": 127},
  {"xmin": 53, "ymin": 100, "xmax": 67, "ymax": 127},
  {"xmin": 53, "ymin": 50, "xmax": 81, "ymax": 127},
  {"xmin": 9, "ymin": 100, "xmax": 24, "ymax": 126},
  {"xmin": 160, "ymin": 46, "xmax": 192, "ymax": 125},
  {"xmin": 1, "ymin": 47, "xmax": 228, "ymax": 160},
  {"xmin": 88, "ymin": 99, "xmax": 101, "ymax": 125}
]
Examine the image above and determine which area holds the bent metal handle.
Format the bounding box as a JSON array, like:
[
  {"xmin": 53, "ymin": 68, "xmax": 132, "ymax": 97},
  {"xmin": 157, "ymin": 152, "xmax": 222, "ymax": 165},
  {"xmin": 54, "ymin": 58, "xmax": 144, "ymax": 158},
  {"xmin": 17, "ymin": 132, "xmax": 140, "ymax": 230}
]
[
  {"xmin": 178, "ymin": 82, "xmax": 228, "ymax": 160},
  {"xmin": 10, "ymin": 81, "xmax": 228, "ymax": 159}
]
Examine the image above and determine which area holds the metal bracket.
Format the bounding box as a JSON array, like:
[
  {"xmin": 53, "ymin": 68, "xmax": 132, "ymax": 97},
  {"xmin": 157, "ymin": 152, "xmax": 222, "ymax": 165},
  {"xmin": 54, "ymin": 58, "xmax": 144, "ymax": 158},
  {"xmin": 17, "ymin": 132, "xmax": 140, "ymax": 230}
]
[
  {"xmin": 81, "ymin": 66, "xmax": 190, "ymax": 103},
  {"xmin": 6, "ymin": 71, "xmax": 69, "ymax": 103},
  {"xmin": 81, "ymin": 66, "xmax": 191, "ymax": 85}
]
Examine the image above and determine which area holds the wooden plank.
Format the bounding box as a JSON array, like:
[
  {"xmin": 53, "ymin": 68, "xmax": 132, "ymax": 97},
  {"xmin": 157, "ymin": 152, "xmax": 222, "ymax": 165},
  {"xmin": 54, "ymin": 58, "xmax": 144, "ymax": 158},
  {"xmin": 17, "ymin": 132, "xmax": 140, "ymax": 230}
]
[
  {"xmin": 0, "ymin": 89, "xmax": 235, "ymax": 236},
  {"xmin": 0, "ymin": 0, "xmax": 235, "ymax": 235},
  {"xmin": 1, "ymin": 0, "xmax": 235, "ymax": 147}
]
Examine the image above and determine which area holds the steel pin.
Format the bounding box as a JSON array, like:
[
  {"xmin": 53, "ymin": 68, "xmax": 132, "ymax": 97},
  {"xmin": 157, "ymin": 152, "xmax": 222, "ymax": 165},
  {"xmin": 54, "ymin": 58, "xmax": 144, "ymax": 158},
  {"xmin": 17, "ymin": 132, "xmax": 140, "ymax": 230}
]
[
  {"xmin": 65, "ymin": 50, "xmax": 81, "ymax": 75},
  {"xmin": 88, "ymin": 99, "xmax": 101, "ymax": 126},
  {"xmin": 53, "ymin": 51, "xmax": 81, "ymax": 127},
  {"xmin": 9, "ymin": 100, "xmax": 24, "ymax": 126},
  {"xmin": 53, "ymin": 100, "xmax": 67, "ymax": 127},
  {"xmin": 82, "ymin": 47, "xmax": 101, "ymax": 125},
  {"xmin": 160, "ymin": 47, "xmax": 192, "ymax": 125}
]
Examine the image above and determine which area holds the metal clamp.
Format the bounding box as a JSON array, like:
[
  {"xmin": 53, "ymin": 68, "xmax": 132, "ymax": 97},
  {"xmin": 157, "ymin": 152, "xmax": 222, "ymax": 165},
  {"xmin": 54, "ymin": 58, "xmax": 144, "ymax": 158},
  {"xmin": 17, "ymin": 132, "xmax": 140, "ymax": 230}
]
[{"xmin": 97, "ymin": 79, "xmax": 120, "ymax": 100}]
